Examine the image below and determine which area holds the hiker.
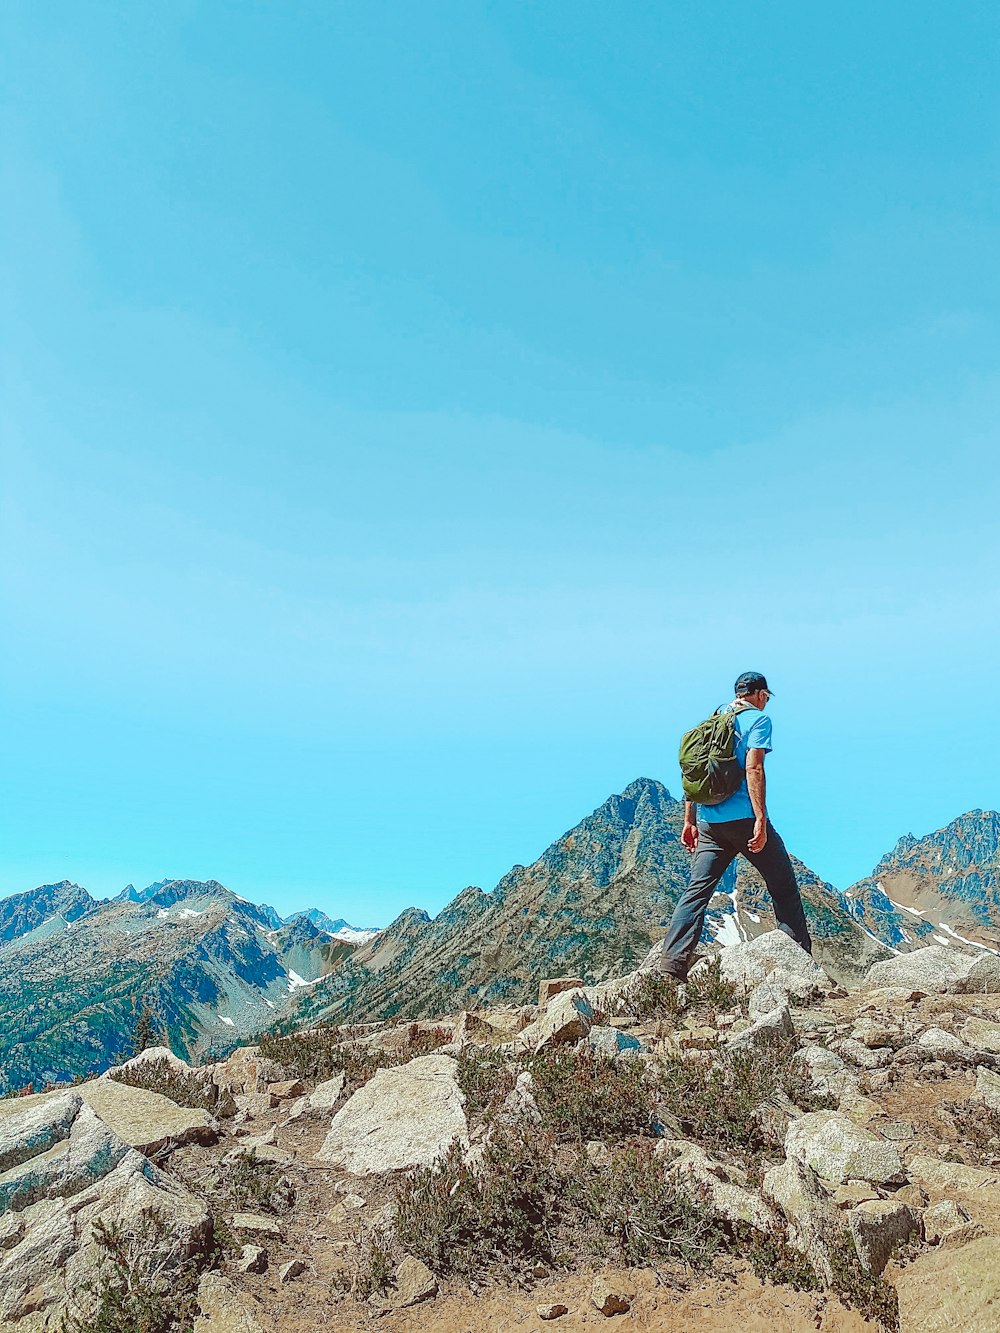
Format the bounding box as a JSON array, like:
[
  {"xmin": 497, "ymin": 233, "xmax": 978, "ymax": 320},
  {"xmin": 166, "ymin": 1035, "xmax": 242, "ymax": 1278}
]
[{"xmin": 659, "ymin": 670, "xmax": 811, "ymax": 981}]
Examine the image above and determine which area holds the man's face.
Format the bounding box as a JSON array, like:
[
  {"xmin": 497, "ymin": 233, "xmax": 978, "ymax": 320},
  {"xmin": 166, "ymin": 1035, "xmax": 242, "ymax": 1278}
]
[{"xmin": 751, "ymin": 688, "xmax": 771, "ymax": 710}]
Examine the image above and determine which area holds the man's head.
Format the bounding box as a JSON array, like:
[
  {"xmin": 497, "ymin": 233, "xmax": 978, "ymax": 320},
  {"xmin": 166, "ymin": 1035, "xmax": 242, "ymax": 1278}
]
[{"xmin": 734, "ymin": 670, "xmax": 773, "ymax": 710}]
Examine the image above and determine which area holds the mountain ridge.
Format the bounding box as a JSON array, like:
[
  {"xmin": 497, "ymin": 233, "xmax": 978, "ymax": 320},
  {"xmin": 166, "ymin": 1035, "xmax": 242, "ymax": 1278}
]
[{"xmin": 3, "ymin": 787, "xmax": 999, "ymax": 1092}]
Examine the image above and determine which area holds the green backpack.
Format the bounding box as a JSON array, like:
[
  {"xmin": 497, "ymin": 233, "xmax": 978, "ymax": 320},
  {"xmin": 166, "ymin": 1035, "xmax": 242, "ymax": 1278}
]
[{"xmin": 678, "ymin": 702, "xmax": 754, "ymax": 806}]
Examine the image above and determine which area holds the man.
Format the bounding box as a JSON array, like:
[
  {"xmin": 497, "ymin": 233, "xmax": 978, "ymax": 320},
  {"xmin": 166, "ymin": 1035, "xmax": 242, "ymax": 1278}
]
[{"xmin": 659, "ymin": 670, "xmax": 811, "ymax": 981}]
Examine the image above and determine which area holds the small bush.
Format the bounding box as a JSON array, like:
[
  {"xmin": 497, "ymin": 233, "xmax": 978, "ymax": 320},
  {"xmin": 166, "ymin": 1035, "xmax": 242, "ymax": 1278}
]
[
  {"xmin": 568, "ymin": 1142, "xmax": 725, "ymax": 1268},
  {"xmin": 685, "ymin": 957, "xmax": 740, "ymax": 1016},
  {"xmin": 333, "ymin": 1224, "xmax": 396, "ymax": 1299},
  {"xmin": 394, "ymin": 1132, "xmax": 563, "ymax": 1277},
  {"xmin": 258, "ymin": 1022, "xmax": 450, "ymax": 1092},
  {"xmin": 737, "ymin": 1222, "xmax": 822, "ymax": 1291},
  {"xmin": 652, "ymin": 1035, "xmax": 797, "ymax": 1155},
  {"xmin": 941, "ymin": 1098, "xmax": 1000, "ymax": 1165},
  {"xmin": 403, "ymin": 1023, "xmax": 451, "ymax": 1057},
  {"xmin": 632, "ymin": 973, "xmax": 683, "ymax": 1021},
  {"xmin": 59, "ymin": 1207, "xmax": 200, "ymax": 1333},
  {"xmin": 257, "ymin": 1025, "xmax": 347, "ymax": 1081},
  {"xmin": 219, "ymin": 1150, "xmax": 295, "ymax": 1216},
  {"xmin": 456, "ymin": 1048, "xmax": 519, "ymax": 1120},
  {"xmin": 631, "ymin": 957, "xmax": 739, "ymax": 1024},
  {"xmin": 109, "ymin": 1058, "xmax": 217, "ymax": 1114},
  {"xmin": 827, "ymin": 1230, "xmax": 900, "ymax": 1332},
  {"xmin": 529, "ymin": 1048, "xmax": 657, "ymax": 1143}
]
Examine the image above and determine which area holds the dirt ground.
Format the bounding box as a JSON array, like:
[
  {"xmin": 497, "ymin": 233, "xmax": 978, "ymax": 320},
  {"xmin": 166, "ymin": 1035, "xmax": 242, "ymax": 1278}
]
[
  {"xmin": 265, "ymin": 1263, "xmax": 874, "ymax": 1333},
  {"xmin": 169, "ymin": 987, "xmax": 1000, "ymax": 1332}
]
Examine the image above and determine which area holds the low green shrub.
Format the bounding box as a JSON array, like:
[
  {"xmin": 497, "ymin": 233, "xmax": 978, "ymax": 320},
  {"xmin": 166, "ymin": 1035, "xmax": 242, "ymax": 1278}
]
[
  {"xmin": 652, "ymin": 1034, "xmax": 798, "ymax": 1154},
  {"xmin": 456, "ymin": 1048, "xmax": 519, "ymax": 1120},
  {"xmin": 332, "ymin": 1224, "xmax": 396, "ymax": 1299},
  {"xmin": 941, "ymin": 1097, "xmax": 1000, "ymax": 1164},
  {"xmin": 109, "ymin": 1058, "xmax": 217, "ymax": 1114},
  {"xmin": 567, "ymin": 1141, "xmax": 726, "ymax": 1267},
  {"xmin": 632, "ymin": 957, "xmax": 739, "ymax": 1023},
  {"xmin": 219, "ymin": 1150, "xmax": 295, "ymax": 1216},
  {"xmin": 258, "ymin": 1022, "xmax": 450, "ymax": 1091},
  {"xmin": 58, "ymin": 1207, "xmax": 200, "ymax": 1333},
  {"xmin": 394, "ymin": 1132, "xmax": 563, "ymax": 1277},
  {"xmin": 528, "ymin": 1048, "xmax": 657, "ymax": 1142},
  {"xmin": 826, "ymin": 1230, "xmax": 900, "ymax": 1332}
]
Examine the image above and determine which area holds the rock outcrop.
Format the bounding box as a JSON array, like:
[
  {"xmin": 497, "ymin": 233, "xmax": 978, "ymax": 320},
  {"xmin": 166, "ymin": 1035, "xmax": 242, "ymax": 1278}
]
[
  {"xmin": 0, "ymin": 1088, "xmax": 210, "ymax": 1330},
  {"xmin": 316, "ymin": 1053, "xmax": 468, "ymax": 1174}
]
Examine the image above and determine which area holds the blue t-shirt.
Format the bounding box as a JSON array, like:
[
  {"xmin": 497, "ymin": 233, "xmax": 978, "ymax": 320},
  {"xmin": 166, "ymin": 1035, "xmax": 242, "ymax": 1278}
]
[{"xmin": 697, "ymin": 705, "xmax": 772, "ymax": 824}]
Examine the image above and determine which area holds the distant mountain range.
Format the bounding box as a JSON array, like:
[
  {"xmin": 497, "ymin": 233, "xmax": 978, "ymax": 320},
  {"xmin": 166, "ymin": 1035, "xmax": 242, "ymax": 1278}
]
[
  {"xmin": 293, "ymin": 782, "xmax": 1000, "ymax": 1029},
  {"xmin": 2, "ymin": 781, "xmax": 997, "ymax": 1092},
  {"xmin": 0, "ymin": 882, "xmax": 378, "ymax": 1093}
]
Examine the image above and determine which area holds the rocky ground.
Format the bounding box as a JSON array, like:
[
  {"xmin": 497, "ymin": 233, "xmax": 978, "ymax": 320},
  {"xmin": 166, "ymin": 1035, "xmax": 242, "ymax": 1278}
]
[{"xmin": 4, "ymin": 934, "xmax": 1000, "ymax": 1332}]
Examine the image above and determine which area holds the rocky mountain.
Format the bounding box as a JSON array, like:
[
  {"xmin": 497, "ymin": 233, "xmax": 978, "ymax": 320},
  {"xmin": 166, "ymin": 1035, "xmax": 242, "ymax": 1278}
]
[
  {"xmin": 284, "ymin": 908, "xmax": 380, "ymax": 943},
  {"xmin": 0, "ymin": 880, "xmax": 95, "ymax": 944},
  {"xmin": 0, "ymin": 880, "xmax": 361, "ymax": 1094},
  {"xmin": 846, "ymin": 811, "xmax": 1000, "ymax": 954},
  {"xmin": 292, "ymin": 778, "xmax": 888, "ymax": 1029},
  {"xmin": 6, "ymin": 929, "xmax": 1000, "ymax": 1332}
]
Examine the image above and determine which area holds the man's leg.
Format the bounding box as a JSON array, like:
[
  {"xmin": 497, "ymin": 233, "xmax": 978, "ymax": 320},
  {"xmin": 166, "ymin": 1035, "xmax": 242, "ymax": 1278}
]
[
  {"xmin": 659, "ymin": 824, "xmax": 736, "ymax": 979},
  {"xmin": 743, "ymin": 821, "xmax": 812, "ymax": 954}
]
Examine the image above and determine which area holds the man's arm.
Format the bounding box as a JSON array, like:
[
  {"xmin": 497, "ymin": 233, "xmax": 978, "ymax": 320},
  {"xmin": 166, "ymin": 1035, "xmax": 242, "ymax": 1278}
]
[
  {"xmin": 682, "ymin": 799, "xmax": 698, "ymax": 851},
  {"xmin": 745, "ymin": 749, "xmax": 767, "ymax": 852}
]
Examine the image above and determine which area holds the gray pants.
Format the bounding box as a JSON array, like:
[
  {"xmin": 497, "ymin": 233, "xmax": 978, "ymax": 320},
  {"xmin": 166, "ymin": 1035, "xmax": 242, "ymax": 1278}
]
[{"xmin": 660, "ymin": 818, "xmax": 811, "ymax": 978}]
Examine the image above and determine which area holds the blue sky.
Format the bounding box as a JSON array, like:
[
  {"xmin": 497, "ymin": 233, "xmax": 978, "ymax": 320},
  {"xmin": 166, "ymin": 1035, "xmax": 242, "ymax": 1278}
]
[{"xmin": 3, "ymin": 2, "xmax": 999, "ymax": 923}]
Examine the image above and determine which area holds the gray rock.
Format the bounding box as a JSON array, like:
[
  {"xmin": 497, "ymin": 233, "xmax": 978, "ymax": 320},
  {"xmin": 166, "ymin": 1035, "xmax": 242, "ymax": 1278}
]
[
  {"xmin": 848, "ymin": 1199, "xmax": 919, "ymax": 1274},
  {"xmin": 961, "ymin": 1017, "xmax": 1000, "ymax": 1056},
  {"xmin": 236, "ymin": 1244, "xmax": 268, "ymax": 1274},
  {"xmin": 194, "ymin": 1273, "xmax": 268, "ymax": 1333},
  {"xmin": 718, "ymin": 930, "xmax": 829, "ymax": 1002},
  {"xmin": 0, "ymin": 1089, "xmax": 81, "ymax": 1177},
  {"xmin": 316, "ymin": 1053, "xmax": 467, "ymax": 1174},
  {"xmin": 864, "ymin": 945, "xmax": 1000, "ymax": 996},
  {"xmin": 0, "ymin": 1096, "xmax": 210, "ymax": 1330},
  {"xmin": 231, "ymin": 1212, "xmax": 284, "ymax": 1237},
  {"xmin": 537, "ymin": 1303, "xmax": 569, "ymax": 1320},
  {"xmin": 392, "ymin": 1254, "xmax": 438, "ymax": 1307},
  {"xmin": 591, "ymin": 1276, "xmax": 631, "ymax": 1316},
  {"xmin": 660, "ymin": 1141, "xmax": 774, "ymax": 1232},
  {"xmin": 895, "ymin": 1234, "xmax": 1000, "ymax": 1331},
  {"xmin": 726, "ymin": 1001, "xmax": 793, "ymax": 1053},
  {"xmin": 498, "ymin": 1070, "xmax": 541, "ymax": 1126},
  {"xmin": 835, "ymin": 1038, "xmax": 894, "ymax": 1070},
  {"xmin": 516, "ymin": 989, "xmax": 596, "ymax": 1053},
  {"xmin": 915, "ymin": 1028, "xmax": 975, "ymax": 1064},
  {"xmin": 538, "ymin": 977, "xmax": 585, "ymax": 1006},
  {"xmin": 114, "ymin": 1046, "xmax": 193, "ymax": 1075},
  {"xmin": 279, "ymin": 1258, "xmax": 306, "ymax": 1283},
  {"xmin": 586, "ymin": 1025, "xmax": 644, "ymax": 1058},
  {"xmin": 907, "ymin": 1154, "xmax": 999, "ymax": 1192},
  {"xmin": 975, "ymin": 1066, "xmax": 1000, "ymax": 1112},
  {"xmin": 585, "ymin": 1140, "xmax": 613, "ymax": 1168},
  {"xmin": 923, "ymin": 1199, "xmax": 973, "ymax": 1245},
  {"xmin": 748, "ymin": 981, "xmax": 789, "ymax": 1019},
  {"xmin": 791, "ymin": 1046, "xmax": 857, "ymax": 1104},
  {"xmin": 784, "ymin": 1111, "xmax": 906, "ymax": 1185},
  {"xmin": 80, "ymin": 1078, "xmax": 218, "ymax": 1156},
  {"xmin": 0, "ymin": 1101, "xmax": 131, "ymax": 1214},
  {"xmin": 879, "ymin": 1120, "xmax": 915, "ymax": 1141},
  {"xmin": 762, "ymin": 1158, "xmax": 836, "ymax": 1284},
  {"xmin": 452, "ymin": 1010, "xmax": 503, "ymax": 1049},
  {"xmin": 306, "ymin": 1071, "xmax": 346, "ymax": 1111}
]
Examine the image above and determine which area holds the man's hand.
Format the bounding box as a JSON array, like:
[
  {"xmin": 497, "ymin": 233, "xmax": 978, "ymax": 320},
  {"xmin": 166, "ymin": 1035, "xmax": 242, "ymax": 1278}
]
[
  {"xmin": 748, "ymin": 818, "xmax": 768, "ymax": 853},
  {"xmin": 681, "ymin": 822, "xmax": 698, "ymax": 853}
]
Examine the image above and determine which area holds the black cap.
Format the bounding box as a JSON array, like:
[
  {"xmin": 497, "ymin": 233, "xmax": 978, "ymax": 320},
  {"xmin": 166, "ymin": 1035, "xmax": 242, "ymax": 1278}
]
[{"xmin": 734, "ymin": 671, "xmax": 773, "ymax": 697}]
